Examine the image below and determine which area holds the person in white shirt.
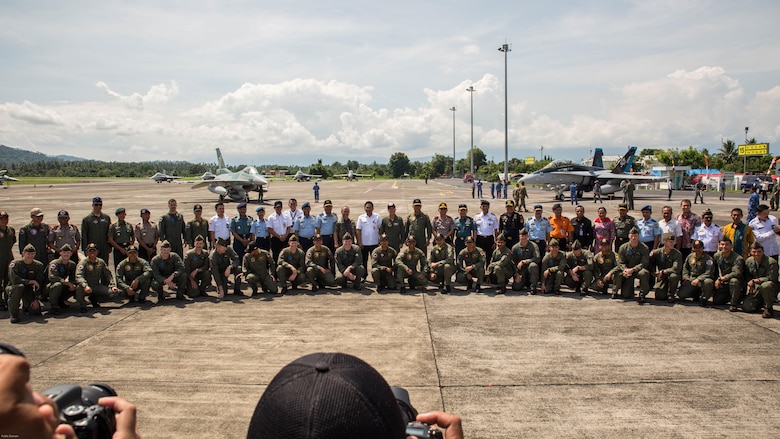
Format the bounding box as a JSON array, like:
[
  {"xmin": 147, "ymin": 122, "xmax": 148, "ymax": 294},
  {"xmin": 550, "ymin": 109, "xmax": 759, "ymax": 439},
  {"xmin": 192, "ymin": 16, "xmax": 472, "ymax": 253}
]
[
  {"xmin": 268, "ymin": 200, "xmax": 293, "ymax": 260},
  {"xmin": 748, "ymin": 204, "xmax": 780, "ymax": 258},
  {"xmin": 691, "ymin": 210, "xmax": 721, "ymax": 255},
  {"xmin": 283, "ymin": 198, "xmax": 303, "ymax": 225},
  {"xmin": 474, "ymin": 200, "xmax": 499, "ymax": 265},
  {"xmin": 208, "ymin": 202, "xmax": 231, "ymax": 248},
  {"xmin": 355, "ymin": 201, "xmax": 382, "ymax": 273},
  {"xmin": 658, "ymin": 205, "xmax": 683, "ymax": 250}
]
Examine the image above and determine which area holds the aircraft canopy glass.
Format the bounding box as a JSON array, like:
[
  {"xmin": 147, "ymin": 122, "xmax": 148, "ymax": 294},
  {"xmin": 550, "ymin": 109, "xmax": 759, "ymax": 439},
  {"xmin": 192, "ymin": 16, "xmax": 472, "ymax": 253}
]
[{"xmin": 541, "ymin": 159, "xmax": 576, "ymax": 170}]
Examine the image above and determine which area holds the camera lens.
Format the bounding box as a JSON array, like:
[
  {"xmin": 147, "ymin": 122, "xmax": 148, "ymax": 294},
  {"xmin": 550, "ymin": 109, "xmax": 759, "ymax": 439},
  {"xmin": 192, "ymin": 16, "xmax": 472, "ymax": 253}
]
[{"xmin": 81, "ymin": 383, "xmax": 118, "ymax": 405}]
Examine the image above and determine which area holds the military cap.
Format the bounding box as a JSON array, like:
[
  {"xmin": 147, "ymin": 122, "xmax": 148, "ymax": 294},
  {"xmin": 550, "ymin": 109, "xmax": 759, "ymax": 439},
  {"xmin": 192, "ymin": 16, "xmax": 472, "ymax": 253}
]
[
  {"xmin": 194, "ymin": 235, "xmax": 205, "ymax": 242},
  {"xmin": 519, "ymin": 228, "xmax": 528, "ymax": 235},
  {"xmin": 663, "ymin": 232, "xmax": 676, "ymax": 241},
  {"xmin": 314, "ymin": 233, "xmax": 323, "ymax": 241},
  {"xmin": 465, "ymin": 236, "xmax": 475, "ymax": 243},
  {"xmin": 237, "ymin": 202, "xmax": 247, "ymax": 209},
  {"xmin": 30, "ymin": 207, "xmax": 44, "ymax": 217},
  {"xmin": 58, "ymin": 210, "xmax": 69, "ymax": 218},
  {"xmin": 379, "ymin": 233, "xmax": 388, "ymax": 241},
  {"xmin": 534, "ymin": 204, "xmax": 543, "ymax": 210},
  {"xmin": 256, "ymin": 206, "xmax": 265, "ymax": 212},
  {"xmin": 115, "ymin": 207, "xmax": 126, "ymax": 215},
  {"xmin": 140, "ymin": 208, "xmax": 150, "ymax": 215},
  {"xmin": 505, "ymin": 200, "xmax": 515, "ymax": 207},
  {"xmin": 86, "ymin": 243, "xmax": 98, "ymax": 252},
  {"xmin": 288, "ymin": 235, "xmax": 299, "ymax": 242},
  {"xmin": 274, "ymin": 200, "xmax": 283, "ymax": 208},
  {"xmin": 22, "ymin": 244, "xmax": 36, "ymax": 253},
  {"xmin": 458, "ymin": 204, "xmax": 467, "ymax": 211},
  {"xmin": 0, "ymin": 211, "xmax": 7, "ymax": 218},
  {"xmin": 193, "ymin": 204, "xmax": 203, "ymax": 211},
  {"xmin": 481, "ymin": 200, "xmax": 490, "ymax": 206},
  {"xmin": 127, "ymin": 245, "xmax": 138, "ymax": 253},
  {"xmin": 216, "ymin": 238, "xmax": 230, "ymax": 247},
  {"xmin": 60, "ymin": 244, "xmax": 73, "ymax": 253},
  {"xmin": 702, "ymin": 210, "xmax": 713, "ymax": 218},
  {"xmin": 438, "ymin": 202, "xmax": 448, "ymax": 209},
  {"xmin": 692, "ymin": 239, "xmax": 704, "ymax": 247},
  {"xmin": 618, "ymin": 203, "xmax": 628, "ymax": 210},
  {"xmin": 628, "ymin": 227, "xmax": 640, "ymax": 235},
  {"xmin": 549, "ymin": 238, "xmax": 560, "ymax": 247},
  {"xmin": 435, "ymin": 234, "xmax": 445, "ymax": 240},
  {"xmin": 324, "ymin": 200, "xmax": 333, "ymax": 207},
  {"xmin": 572, "ymin": 241, "xmax": 582, "ymax": 250},
  {"xmin": 247, "ymin": 242, "xmax": 258, "ymax": 253},
  {"xmin": 600, "ymin": 237, "xmax": 610, "ymax": 246},
  {"xmin": 160, "ymin": 240, "xmax": 171, "ymax": 248},
  {"xmin": 641, "ymin": 205, "xmax": 652, "ymax": 212},
  {"xmin": 412, "ymin": 199, "xmax": 422, "ymax": 206},
  {"xmin": 495, "ymin": 233, "xmax": 506, "ymax": 242},
  {"xmin": 92, "ymin": 196, "xmax": 102, "ymax": 204},
  {"xmin": 387, "ymin": 203, "xmax": 396, "ymax": 208},
  {"xmin": 405, "ymin": 234, "xmax": 416, "ymax": 242},
  {"xmin": 302, "ymin": 202, "xmax": 311, "ymax": 209}
]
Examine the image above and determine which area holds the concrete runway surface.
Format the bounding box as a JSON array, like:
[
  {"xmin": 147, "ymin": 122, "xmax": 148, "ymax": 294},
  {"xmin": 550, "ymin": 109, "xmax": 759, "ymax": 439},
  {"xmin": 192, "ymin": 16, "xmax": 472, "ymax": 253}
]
[{"xmin": 1, "ymin": 179, "xmax": 779, "ymax": 438}]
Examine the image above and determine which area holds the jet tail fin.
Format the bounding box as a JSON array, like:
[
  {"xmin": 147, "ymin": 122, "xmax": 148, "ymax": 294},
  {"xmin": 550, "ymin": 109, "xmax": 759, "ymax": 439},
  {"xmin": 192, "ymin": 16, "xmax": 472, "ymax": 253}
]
[
  {"xmin": 611, "ymin": 146, "xmax": 638, "ymax": 174},
  {"xmin": 592, "ymin": 148, "xmax": 604, "ymax": 168},
  {"xmin": 216, "ymin": 148, "xmax": 228, "ymax": 174}
]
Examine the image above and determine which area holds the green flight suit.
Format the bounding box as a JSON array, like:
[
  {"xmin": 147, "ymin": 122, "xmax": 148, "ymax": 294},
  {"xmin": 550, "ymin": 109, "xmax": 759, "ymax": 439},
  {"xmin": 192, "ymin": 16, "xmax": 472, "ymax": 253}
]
[
  {"xmin": 613, "ymin": 215, "xmax": 636, "ymax": 250},
  {"xmin": 19, "ymin": 221, "xmax": 51, "ymax": 265},
  {"xmin": 244, "ymin": 249, "xmax": 278, "ymax": 294},
  {"xmin": 743, "ymin": 255, "xmax": 779, "ymax": 312},
  {"xmin": 457, "ymin": 247, "xmax": 485, "ymax": 287},
  {"xmin": 486, "ymin": 245, "xmax": 514, "ymax": 287},
  {"xmin": 159, "ymin": 212, "xmax": 186, "ymax": 256},
  {"xmin": 650, "ymin": 247, "xmax": 682, "ymax": 301},
  {"xmin": 592, "ymin": 250, "xmax": 619, "ymax": 294},
  {"xmin": 47, "ymin": 257, "xmax": 77, "ymax": 310},
  {"xmin": 335, "ymin": 245, "xmax": 365, "ymax": 288},
  {"xmin": 380, "ymin": 216, "xmax": 405, "ymax": 251},
  {"xmin": 109, "ymin": 220, "xmax": 134, "ymax": 270},
  {"xmin": 151, "ymin": 253, "xmax": 186, "ymax": 300},
  {"xmin": 116, "ymin": 257, "xmax": 152, "ymax": 302},
  {"xmin": 428, "ymin": 243, "xmax": 455, "ymax": 287},
  {"xmin": 0, "ymin": 225, "xmax": 17, "ymax": 305},
  {"xmin": 7, "ymin": 258, "xmax": 45, "ymax": 318},
  {"xmin": 371, "ymin": 246, "xmax": 398, "ymax": 290},
  {"xmin": 277, "ymin": 246, "xmax": 307, "ymax": 290},
  {"xmin": 564, "ymin": 250, "xmax": 594, "ymax": 293},
  {"xmin": 614, "ymin": 242, "xmax": 651, "ymax": 299},
  {"xmin": 712, "ymin": 251, "xmax": 743, "ymax": 305},
  {"xmin": 678, "ymin": 252, "xmax": 715, "ymax": 301},
  {"xmin": 210, "ymin": 247, "xmax": 241, "ymax": 293},
  {"xmin": 82, "ymin": 213, "xmax": 111, "ymax": 263},
  {"xmin": 396, "ymin": 246, "xmax": 427, "ymax": 289},
  {"xmin": 510, "ymin": 241, "xmax": 540, "ymax": 291},
  {"xmin": 183, "ymin": 248, "xmax": 211, "ymax": 297},
  {"xmin": 541, "ymin": 251, "xmax": 566, "ymax": 294},
  {"xmin": 406, "ymin": 213, "xmax": 433, "ymax": 255},
  {"xmin": 75, "ymin": 257, "xmax": 117, "ymax": 308},
  {"xmin": 185, "ymin": 218, "xmax": 210, "ymax": 249},
  {"xmin": 305, "ymin": 246, "xmax": 336, "ymax": 288}
]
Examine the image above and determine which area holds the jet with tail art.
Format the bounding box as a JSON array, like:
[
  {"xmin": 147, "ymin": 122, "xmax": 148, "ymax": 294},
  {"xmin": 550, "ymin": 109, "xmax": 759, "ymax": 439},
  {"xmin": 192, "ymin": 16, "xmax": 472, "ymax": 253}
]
[
  {"xmin": 334, "ymin": 169, "xmax": 372, "ymax": 181},
  {"xmin": 519, "ymin": 147, "xmax": 665, "ymax": 199},
  {"xmin": 191, "ymin": 148, "xmax": 268, "ymax": 202}
]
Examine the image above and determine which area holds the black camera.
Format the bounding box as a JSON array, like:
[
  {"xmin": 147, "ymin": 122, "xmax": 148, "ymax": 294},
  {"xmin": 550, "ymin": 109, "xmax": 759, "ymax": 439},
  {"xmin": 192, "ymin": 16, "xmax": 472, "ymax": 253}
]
[
  {"xmin": 42, "ymin": 383, "xmax": 118, "ymax": 439},
  {"xmin": 391, "ymin": 386, "xmax": 443, "ymax": 439}
]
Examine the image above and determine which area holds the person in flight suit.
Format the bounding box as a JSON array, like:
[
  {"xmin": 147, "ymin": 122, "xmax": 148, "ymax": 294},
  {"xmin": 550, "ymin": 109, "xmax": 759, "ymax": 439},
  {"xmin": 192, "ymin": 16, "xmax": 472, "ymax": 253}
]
[
  {"xmin": 712, "ymin": 237, "xmax": 743, "ymax": 308},
  {"xmin": 150, "ymin": 241, "xmax": 187, "ymax": 303},
  {"xmin": 244, "ymin": 241, "xmax": 278, "ymax": 295},
  {"xmin": 540, "ymin": 239, "xmax": 566, "ymax": 295},
  {"xmin": 499, "ymin": 200, "xmax": 524, "ymax": 249},
  {"xmin": 511, "ymin": 228, "xmax": 540, "ymax": 293},
  {"xmin": 592, "ymin": 238, "xmax": 619, "ymax": 295},
  {"xmin": 457, "ymin": 236, "xmax": 484, "ymax": 293},
  {"xmin": 115, "ymin": 245, "xmax": 152, "ymax": 304},
  {"xmin": 0, "ymin": 211, "xmax": 16, "ymax": 310},
  {"xmin": 743, "ymin": 241, "xmax": 779, "ymax": 318},
  {"xmin": 81, "ymin": 197, "xmax": 111, "ymax": 264},
  {"xmin": 406, "ymin": 199, "xmax": 433, "ymax": 256},
  {"xmin": 185, "ymin": 204, "xmax": 210, "ymax": 250},
  {"xmin": 676, "ymin": 239, "xmax": 715, "ymax": 305},
  {"xmin": 334, "ymin": 233, "xmax": 365, "ymax": 290},
  {"xmin": 396, "ymin": 234, "xmax": 428, "ymax": 293},
  {"xmin": 486, "ymin": 234, "xmax": 514, "ymax": 294},
  {"xmin": 47, "ymin": 244, "xmax": 78, "ymax": 315},
  {"xmin": 613, "ymin": 203, "xmax": 636, "ymax": 252},
  {"xmin": 564, "ymin": 240, "xmax": 593, "ymax": 296},
  {"xmin": 649, "ymin": 233, "xmax": 683, "ymax": 302},
  {"xmin": 183, "ymin": 235, "xmax": 212, "ymax": 297},
  {"xmin": 159, "ymin": 198, "xmax": 186, "ymax": 258},
  {"xmin": 7, "ymin": 244, "xmax": 45, "ymax": 323},
  {"xmin": 19, "ymin": 208, "xmax": 51, "ymax": 265},
  {"xmin": 210, "ymin": 237, "xmax": 242, "ymax": 300},
  {"xmin": 613, "ymin": 227, "xmax": 651, "ymax": 303},
  {"xmin": 428, "ymin": 234, "xmax": 455, "ymax": 294},
  {"xmin": 277, "ymin": 235, "xmax": 307, "ymax": 294},
  {"xmin": 75, "ymin": 243, "xmax": 119, "ymax": 313},
  {"xmin": 305, "ymin": 234, "xmax": 335, "ymax": 292},
  {"xmin": 108, "ymin": 208, "xmax": 135, "ymax": 272},
  {"xmin": 371, "ymin": 234, "xmax": 398, "ymax": 292}
]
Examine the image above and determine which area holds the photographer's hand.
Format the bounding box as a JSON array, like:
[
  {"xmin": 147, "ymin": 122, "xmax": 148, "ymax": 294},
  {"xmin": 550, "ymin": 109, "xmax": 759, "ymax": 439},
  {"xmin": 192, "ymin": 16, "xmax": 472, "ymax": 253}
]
[
  {"xmin": 98, "ymin": 397, "xmax": 142, "ymax": 439},
  {"xmin": 416, "ymin": 411, "xmax": 463, "ymax": 439}
]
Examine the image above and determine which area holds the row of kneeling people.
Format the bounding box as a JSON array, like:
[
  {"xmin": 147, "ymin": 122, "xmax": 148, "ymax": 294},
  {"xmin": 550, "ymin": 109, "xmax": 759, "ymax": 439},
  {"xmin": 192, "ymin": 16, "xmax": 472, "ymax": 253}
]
[{"xmin": 4, "ymin": 226, "xmax": 778, "ymax": 324}]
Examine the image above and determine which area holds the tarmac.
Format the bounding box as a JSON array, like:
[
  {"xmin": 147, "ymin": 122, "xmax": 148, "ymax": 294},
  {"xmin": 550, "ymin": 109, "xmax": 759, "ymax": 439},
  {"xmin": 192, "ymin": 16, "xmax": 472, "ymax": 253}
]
[{"xmin": 1, "ymin": 178, "xmax": 779, "ymax": 438}]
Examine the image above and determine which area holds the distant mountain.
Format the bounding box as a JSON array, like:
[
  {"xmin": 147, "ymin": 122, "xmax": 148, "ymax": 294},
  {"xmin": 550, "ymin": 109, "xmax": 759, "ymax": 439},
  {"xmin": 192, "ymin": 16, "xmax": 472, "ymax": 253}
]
[
  {"xmin": 53, "ymin": 154, "xmax": 87, "ymax": 162},
  {"xmin": 0, "ymin": 145, "xmax": 86, "ymax": 164}
]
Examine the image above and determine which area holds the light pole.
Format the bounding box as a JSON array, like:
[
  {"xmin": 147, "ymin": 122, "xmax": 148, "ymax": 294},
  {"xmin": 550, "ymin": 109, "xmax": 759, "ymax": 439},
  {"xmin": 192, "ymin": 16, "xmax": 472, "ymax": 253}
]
[
  {"xmin": 466, "ymin": 85, "xmax": 475, "ymax": 175},
  {"xmin": 744, "ymin": 126, "xmax": 749, "ymax": 174},
  {"xmin": 539, "ymin": 145, "xmax": 544, "ymax": 161},
  {"xmin": 450, "ymin": 106, "xmax": 456, "ymax": 177},
  {"xmin": 498, "ymin": 43, "xmax": 511, "ymax": 183}
]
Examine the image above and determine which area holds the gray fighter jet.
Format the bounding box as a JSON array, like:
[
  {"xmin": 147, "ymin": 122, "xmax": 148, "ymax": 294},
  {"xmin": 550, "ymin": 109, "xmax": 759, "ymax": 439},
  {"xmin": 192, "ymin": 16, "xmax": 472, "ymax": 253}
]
[{"xmin": 191, "ymin": 148, "xmax": 268, "ymax": 202}]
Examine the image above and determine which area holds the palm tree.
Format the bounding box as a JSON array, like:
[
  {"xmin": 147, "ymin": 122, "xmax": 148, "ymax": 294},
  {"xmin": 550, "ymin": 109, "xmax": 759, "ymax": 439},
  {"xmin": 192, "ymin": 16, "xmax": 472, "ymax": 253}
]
[{"xmin": 719, "ymin": 139, "xmax": 737, "ymax": 162}]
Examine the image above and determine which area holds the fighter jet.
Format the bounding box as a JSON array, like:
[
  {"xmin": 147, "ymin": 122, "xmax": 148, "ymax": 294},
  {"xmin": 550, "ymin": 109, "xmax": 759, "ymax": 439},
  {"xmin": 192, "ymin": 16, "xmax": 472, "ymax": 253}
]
[
  {"xmin": 149, "ymin": 170, "xmax": 182, "ymax": 183},
  {"xmin": 334, "ymin": 169, "xmax": 372, "ymax": 181},
  {"xmin": 0, "ymin": 170, "xmax": 19, "ymax": 187},
  {"xmin": 519, "ymin": 147, "xmax": 664, "ymax": 199},
  {"xmin": 191, "ymin": 148, "xmax": 268, "ymax": 202},
  {"xmin": 292, "ymin": 170, "xmax": 322, "ymax": 182},
  {"xmin": 200, "ymin": 171, "xmax": 216, "ymax": 180}
]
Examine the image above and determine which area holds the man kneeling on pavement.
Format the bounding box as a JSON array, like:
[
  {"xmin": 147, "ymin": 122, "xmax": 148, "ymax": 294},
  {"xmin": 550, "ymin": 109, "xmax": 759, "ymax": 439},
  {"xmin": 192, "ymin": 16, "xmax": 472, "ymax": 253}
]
[
  {"xmin": 564, "ymin": 240, "xmax": 593, "ymax": 296},
  {"xmin": 613, "ymin": 227, "xmax": 651, "ymax": 303},
  {"xmin": 151, "ymin": 240, "xmax": 187, "ymax": 302}
]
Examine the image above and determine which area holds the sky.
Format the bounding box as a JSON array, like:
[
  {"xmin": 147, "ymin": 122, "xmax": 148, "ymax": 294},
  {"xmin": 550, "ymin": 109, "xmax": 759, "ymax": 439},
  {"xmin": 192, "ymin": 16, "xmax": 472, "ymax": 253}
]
[{"xmin": 1, "ymin": 1, "xmax": 779, "ymax": 167}]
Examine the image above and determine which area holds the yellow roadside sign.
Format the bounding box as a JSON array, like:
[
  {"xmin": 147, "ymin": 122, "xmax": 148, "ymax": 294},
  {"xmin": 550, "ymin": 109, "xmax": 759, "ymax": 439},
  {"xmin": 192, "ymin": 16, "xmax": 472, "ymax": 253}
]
[
  {"xmin": 738, "ymin": 143, "xmax": 769, "ymax": 156},
  {"xmin": 525, "ymin": 156, "xmax": 535, "ymax": 165}
]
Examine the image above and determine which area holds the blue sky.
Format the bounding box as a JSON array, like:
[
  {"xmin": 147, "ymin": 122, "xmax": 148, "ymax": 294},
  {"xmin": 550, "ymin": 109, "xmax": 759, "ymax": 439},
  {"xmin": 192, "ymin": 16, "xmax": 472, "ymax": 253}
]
[{"xmin": 1, "ymin": 1, "xmax": 779, "ymax": 166}]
